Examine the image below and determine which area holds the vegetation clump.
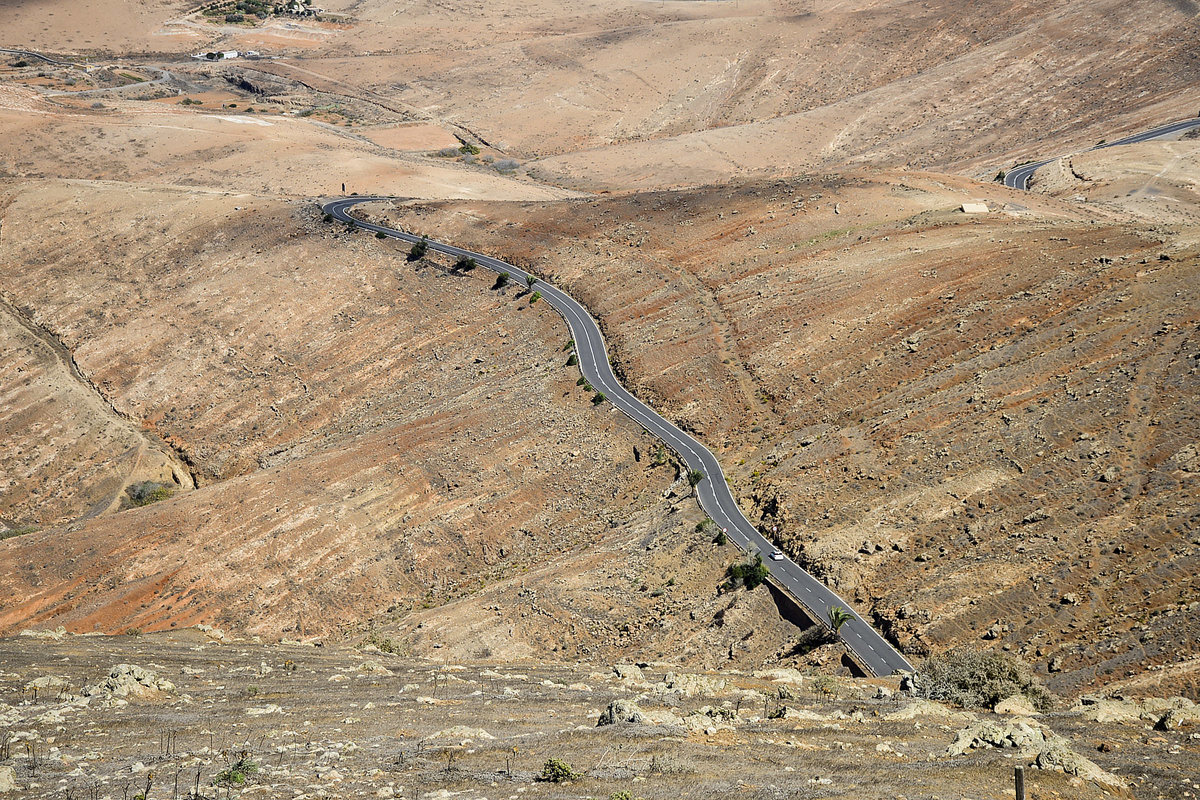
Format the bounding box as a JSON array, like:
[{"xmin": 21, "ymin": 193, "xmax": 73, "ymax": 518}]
[
  {"xmin": 1, "ymin": 525, "xmax": 39, "ymax": 541},
  {"xmin": 213, "ymin": 753, "xmax": 258, "ymax": 787},
  {"xmin": 408, "ymin": 237, "xmax": 429, "ymax": 261},
  {"xmin": 914, "ymin": 647, "xmax": 1054, "ymax": 712},
  {"xmin": 124, "ymin": 481, "xmax": 174, "ymax": 508},
  {"xmin": 724, "ymin": 553, "xmax": 769, "ymax": 591},
  {"xmin": 537, "ymin": 758, "xmax": 580, "ymax": 783}
]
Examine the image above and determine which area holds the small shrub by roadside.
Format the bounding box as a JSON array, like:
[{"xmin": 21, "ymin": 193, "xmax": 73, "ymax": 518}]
[{"xmin": 913, "ymin": 647, "xmax": 1054, "ymax": 712}]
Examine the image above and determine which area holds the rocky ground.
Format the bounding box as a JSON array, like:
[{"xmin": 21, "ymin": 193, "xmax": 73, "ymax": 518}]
[
  {"xmin": 1, "ymin": 0, "xmax": 1198, "ymax": 751},
  {"xmin": 365, "ymin": 161, "xmax": 1200, "ymax": 701},
  {"xmin": 3, "ymin": 629, "xmax": 1198, "ymax": 800}
]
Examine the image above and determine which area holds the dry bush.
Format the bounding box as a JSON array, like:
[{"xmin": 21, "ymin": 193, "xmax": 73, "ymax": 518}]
[{"xmin": 914, "ymin": 647, "xmax": 1054, "ymax": 711}]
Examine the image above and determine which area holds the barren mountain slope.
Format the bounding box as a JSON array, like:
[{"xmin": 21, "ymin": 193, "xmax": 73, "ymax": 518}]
[
  {"xmin": 291, "ymin": 0, "xmax": 1200, "ymax": 190},
  {"xmin": 0, "ymin": 179, "xmax": 809, "ymax": 668},
  {"xmin": 11, "ymin": 0, "xmax": 1194, "ymax": 194},
  {"xmin": 0, "ymin": 82, "xmax": 571, "ymax": 201},
  {"xmin": 368, "ymin": 166, "xmax": 1200, "ymax": 699}
]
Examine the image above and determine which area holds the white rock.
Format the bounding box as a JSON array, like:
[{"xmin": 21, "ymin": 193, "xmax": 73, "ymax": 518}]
[{"xmin": 0, "ymin": 765, "xmax": 17, "ymax": 793}]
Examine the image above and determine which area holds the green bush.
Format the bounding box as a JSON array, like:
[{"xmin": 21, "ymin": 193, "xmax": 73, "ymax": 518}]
[
  {"xmin": 375, "ymin": 231, "xmax": 387, "ymax": 239},
  {"xmin": 494, "ymin": 271, "xmax": 510, "ymax": 289},
  {"xmin": 530, "ymin": 290, "xmax": 541, "ymax": 304},
  {"xmin": 458, "ymin": 142, "xmax": 481, "ymax": 156},
  {"xmin": 725, "ymin": 553, "xmax": 768, "ymax": 590},
  {"xmin": 125, "ymin": 481, "xmax": 174, "ymax": 508},
  {"xmin": 914, "ymin": 648, "xmax": 1054, "ymax": 712},
  {"xmin": 0, "ymin": 525, "xmax": 39, "ymax": 541},
  {"xmin": 455, "ymin": 256, "xmax": 476, "ymax": 271},
  {"xmin": 591, "ymin": 391, "xmax": 606, "ymax": 405},
  {"xmin": 687, "ymin": 468, "xmax": 704, "ymax": 488},
  {"xmin": 538, "ymin": 758, "xmax": 579, "ymax": 783},
  {"xmin": 566, "ymin": 353, "xmax": 578, "ymax": 366},
  {"xmin": 213, "ymin": 754, "xmax": 258, "ymax": 787},
  {"xmin": 408, "ymin": 237, "xmax": 429, "ymax": 261},
  {"xmin": 563, "ymin": 338, "xmax": 574, "ymax": 351}
]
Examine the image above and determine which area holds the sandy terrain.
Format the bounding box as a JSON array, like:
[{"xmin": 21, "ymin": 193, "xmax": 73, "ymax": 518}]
[
  {"xmin": 360, "ymin": 122, "xmax": 461, "ymax": 152},
  {"xmin": 1031, "ymin": 140, "xmax": 1200, "ymax": 232}
]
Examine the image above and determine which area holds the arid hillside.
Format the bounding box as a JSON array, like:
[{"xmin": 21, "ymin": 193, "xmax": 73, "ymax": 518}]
[
  {"xmin": 1, "ymin": 0, "xmax": 1199, "ymax": 710},
  {"xmin": 199, "ymin": 0, "xmax": 1200, "ymax": 190},
  {"xmin": 0, "ymin": 177, "xmax": 812, "ymax": 671},
  {"xmin": 7, "ymin": 0, "xmax": 1197, "ymax": 192},
  {"xmin": 366, "ymin": 160, "xmax": 1200, "ymax": 700}
]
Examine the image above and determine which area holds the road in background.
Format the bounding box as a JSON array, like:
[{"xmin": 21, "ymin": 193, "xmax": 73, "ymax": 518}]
[
  {"xmin": 324, "ymin": 197, "xmax": 915, "ymax": 676},
  {"xmin": 1004, "ymin": 116, "xmax": 1200, "ymax": 189}
]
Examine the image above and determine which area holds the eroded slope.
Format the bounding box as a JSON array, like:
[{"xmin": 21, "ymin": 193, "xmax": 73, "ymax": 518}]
[{"xmin": 369, "ymin": 169, "xmax": 1200, "ymax": 698}]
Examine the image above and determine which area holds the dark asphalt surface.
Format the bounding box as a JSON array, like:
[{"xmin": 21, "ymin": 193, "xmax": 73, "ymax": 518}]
[
  {"xmin": 1004, "ymin": 116, "xmax": 1200, "ymax": 189},
  {"xmin": 324, "ymin": 196, "xmax": 915, "ymax": 676}
]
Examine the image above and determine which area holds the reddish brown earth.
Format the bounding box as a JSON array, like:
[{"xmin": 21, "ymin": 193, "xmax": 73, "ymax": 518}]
[
  {"xmin": 0, "ymin": 179, "xmax": 803, "ymax": 671},
  {"xmin": 1, "ymin": 0, "xmax": 1198, "ymax": 713},
  {"xmin": 367, "ymin": 166, "xmax": 1200, "ymax": 699}
]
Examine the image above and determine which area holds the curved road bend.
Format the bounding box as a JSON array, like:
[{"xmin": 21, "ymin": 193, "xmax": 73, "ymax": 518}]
[
  {"xmin": 1004, "ymin": 116, "xmax": 1200, "ymax": 190},
  {"xmin": 324, "ymin": 196, "xmax": 915, "ymax": 677}
]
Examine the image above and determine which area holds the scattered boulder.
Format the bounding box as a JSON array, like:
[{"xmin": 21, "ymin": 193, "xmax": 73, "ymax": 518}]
[
  {"xmin": 24, "ymin": 675, "xmax": 71, "ymax": 697},
  {"xmin": 995, "ymin": 695, "xmax": 1039, "ymax": 716},
  {"xmin": 948, "ymin": 718, "xmax": 1047, "ymax": 756},
  {"xmin": 83, "ymin": 664, "xmax": 175, "ymax": 703},
  {"xmin": 683, "ymin": 705, "xmax": 738, "ymax": 733},
  {"xmin": 427, "ymin": 726, "xmax": 495, "ymax": 743},
  {"xmin": 1071, "ymin": 697, "xmax": 1144, "ymax": 725},
  {"xmin": 0, "ymin": 765, "xmax": 17, "ymax": 793},
  {"xmin": 777, "ymin": 707, "xmax": 830, "ymax": 722},
  {"xmin": 357, "ymin": 660, "xmax": 394, "ymax": 676},
  {"xmin": 662, "ymin": 671, "xmax": 727, "ymax": 697},
  {"xmin": 598, "ymin": 698, "xmax": 647, "ymax": 726},
  {"xmin": 948, "ymin": 718, "xmax": 1125, "ymax": 790},
  {"xmin": 885, "ymin": 699, "xmax": 975, "ymax": 724},
  {"xmin": 18, "ymin": 626, "xmax": 68, "ymax": 641},
  {"xmin": 612, "ymin": 664, "xmax": 645, "ymax": 681},
  {"xmin": 754, "ymin": 668, "xmax": 808, "ymax": 687},
  {"xmin": 1156, "ymin": 702, "xmax": 1200, "ymax": 731},
  {"xmin": 1036, "ymin": 739, "xmax": 1125, "ymax": 789}
]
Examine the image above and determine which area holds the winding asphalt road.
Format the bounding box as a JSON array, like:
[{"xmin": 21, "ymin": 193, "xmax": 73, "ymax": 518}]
[
  {"xmin": 324, "ymin": 196, "xmax": 915, "ymax": 677},
  {"xmin": 1004, "ymin": 116, "xmax": 1200, "ymax": 189}
]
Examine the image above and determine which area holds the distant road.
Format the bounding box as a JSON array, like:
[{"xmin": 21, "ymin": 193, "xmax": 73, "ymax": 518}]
[
  {"xmin": 324, "ymin": 196, "xmax": 916, "ymax": 677},
  {"xmin": 1004, "ymin": 116, "xmax": 1200, "ymax": 189},
  {"xmin": 0, "ymin": 47, "xmax": 74, "ymax": 67}
]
